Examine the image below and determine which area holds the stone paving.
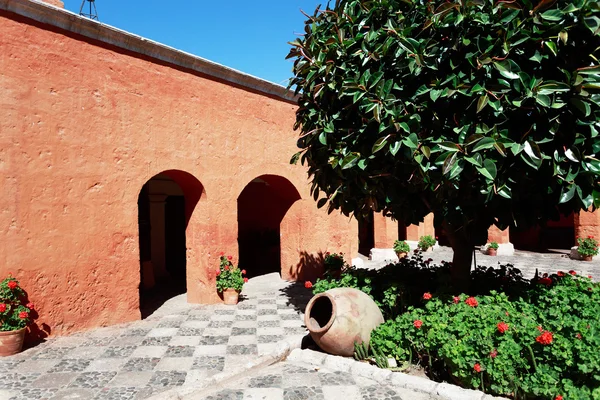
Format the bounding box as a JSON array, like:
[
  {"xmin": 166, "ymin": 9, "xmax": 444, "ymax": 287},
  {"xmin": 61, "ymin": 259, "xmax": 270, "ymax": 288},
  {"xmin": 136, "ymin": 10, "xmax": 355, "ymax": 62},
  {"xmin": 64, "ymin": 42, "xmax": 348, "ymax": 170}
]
[
  {"xmin": 191, "ymin": 360, "xmax": 441, "ymax": 400},
  {"xmin": 364, "ymin": 246, "xmax": 599, "ymax": 280},
  {"xmin": 0, "ymin": 275, "xmax": 312, "ymax": 400},
  {"xmin": 0, "ymin": 250, "xmax": 596, "ymax": 400}
]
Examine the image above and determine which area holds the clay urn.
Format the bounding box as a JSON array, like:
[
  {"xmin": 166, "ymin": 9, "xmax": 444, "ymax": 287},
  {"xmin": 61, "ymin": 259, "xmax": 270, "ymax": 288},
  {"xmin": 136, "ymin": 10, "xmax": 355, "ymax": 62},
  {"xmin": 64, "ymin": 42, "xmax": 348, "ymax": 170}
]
[{"xmin": 304, "ymin": 288, "xmax": 384, "ymax": 357}]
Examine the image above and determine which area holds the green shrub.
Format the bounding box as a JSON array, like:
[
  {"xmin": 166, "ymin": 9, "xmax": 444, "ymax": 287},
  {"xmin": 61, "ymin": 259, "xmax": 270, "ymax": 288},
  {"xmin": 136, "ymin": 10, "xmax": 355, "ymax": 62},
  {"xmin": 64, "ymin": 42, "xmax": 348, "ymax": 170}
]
[
  {"xmin": 215, "ymin": 255, "xmax": 246, "ymax": 292},
  {"xmin": 577, "ymin": 236, "xmax": 599, "ymax": 257},
  {"xmin": 418, "ymin": 235, "xmax": 436, "ymax": 251},
  {"xmin": 488, "ymin": 242, "xmax": 500, "ymax": 250},
  {"xmin": 370, "ymin": 273, "xmax": 600, "ymax": 399},
  {"xmin": 393, "ymin": 240, "xmax": 410, "ymax": 253},
  {"xmin": 323, "ymin": 252, "xmax": 348, "ymax": 276}
]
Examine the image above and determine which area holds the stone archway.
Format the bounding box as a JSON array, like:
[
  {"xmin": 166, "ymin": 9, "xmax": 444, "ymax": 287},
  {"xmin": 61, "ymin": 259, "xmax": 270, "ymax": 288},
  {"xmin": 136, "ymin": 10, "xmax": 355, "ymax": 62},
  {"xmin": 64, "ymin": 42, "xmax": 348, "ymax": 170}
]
[
  {"xmin": 138, "ymin": 170, "xmax": 204, "ymax": 317},
  {"xmin": 237, "ymin": 175, "xmax": 301, "ymax": 278}
]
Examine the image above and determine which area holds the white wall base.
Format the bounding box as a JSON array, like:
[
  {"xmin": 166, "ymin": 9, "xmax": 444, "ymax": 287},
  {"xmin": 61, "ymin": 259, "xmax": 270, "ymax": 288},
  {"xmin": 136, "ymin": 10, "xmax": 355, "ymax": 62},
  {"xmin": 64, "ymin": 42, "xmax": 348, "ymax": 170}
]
[
  {"xmin": 480, "ymin": 242, "xmax": 515, "ymax": 256},
  {"xmin": 570, "ymin": 246, "xmax": 583, "ymax": 260},
  {"xmin": 369, "ymin": 248, "xmax": 398, "ymax": 262},
  {"xmin": 351, "ymin": 257, "xmax": 365, "ymax": 268}
]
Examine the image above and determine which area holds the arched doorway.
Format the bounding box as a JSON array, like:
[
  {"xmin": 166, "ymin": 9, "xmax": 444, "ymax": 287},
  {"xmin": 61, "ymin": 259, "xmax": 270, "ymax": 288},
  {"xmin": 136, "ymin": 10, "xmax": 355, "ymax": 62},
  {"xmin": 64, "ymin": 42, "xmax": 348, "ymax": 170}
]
[
  {"xmin": 138, "ymin": 170, "xmax": 203, "ymax": 317},
  {"xmin": 237, "ymin": 175, "xmax": 301, "ymax": 278}
]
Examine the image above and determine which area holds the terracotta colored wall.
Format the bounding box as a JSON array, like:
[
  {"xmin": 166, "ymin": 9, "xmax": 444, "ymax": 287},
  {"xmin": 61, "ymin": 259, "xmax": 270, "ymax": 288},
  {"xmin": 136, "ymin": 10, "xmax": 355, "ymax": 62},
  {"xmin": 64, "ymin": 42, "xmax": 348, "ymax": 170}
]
[
  {"xmin": 575, "ymin": 209, "xmax": 600, "ymax": 241},
  {"xmin": 487, "ymin": 226, "xmax": 510, "ymax": 244},
  {"xmin": 373, "ymin": 213, "xmax": 398, "ymax": 248},
  {"xmin": 406, "ymin": 213, "xmax": 435, "ymax": 241},
  {"xmin": 0, "ymin": 11, "xmax": 357, "ymax": 337}
]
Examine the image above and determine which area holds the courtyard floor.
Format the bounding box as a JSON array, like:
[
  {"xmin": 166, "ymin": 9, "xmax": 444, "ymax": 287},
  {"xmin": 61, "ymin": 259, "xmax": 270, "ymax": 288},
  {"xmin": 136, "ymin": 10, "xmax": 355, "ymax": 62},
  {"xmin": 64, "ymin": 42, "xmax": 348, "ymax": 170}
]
[{"xmin": 0, "ymin": 249, "xmax": 596, "ymax": 400}]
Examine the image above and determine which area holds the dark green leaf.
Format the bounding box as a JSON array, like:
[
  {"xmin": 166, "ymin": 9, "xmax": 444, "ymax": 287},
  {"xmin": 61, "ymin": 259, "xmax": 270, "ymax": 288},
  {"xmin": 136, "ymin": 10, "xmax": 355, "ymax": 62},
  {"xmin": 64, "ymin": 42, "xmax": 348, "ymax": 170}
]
[{"xmin": 472, "ymin": 137, "xmax": 496, "ymax": 152}]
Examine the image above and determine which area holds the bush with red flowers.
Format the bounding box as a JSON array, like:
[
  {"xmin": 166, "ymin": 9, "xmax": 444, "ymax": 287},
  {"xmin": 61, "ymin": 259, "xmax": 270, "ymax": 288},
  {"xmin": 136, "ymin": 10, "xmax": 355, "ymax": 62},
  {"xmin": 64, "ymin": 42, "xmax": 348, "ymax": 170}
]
[
  {"xmin": 0, "ymin": 275, "xmax": 34, "ymax": 331},
  {"xmin": 313, "ymin": 253, "xmax": 599, "ymax": 399},
  {"xmin": 215, "ymin": 255, "xmax": 246, "ymax": 292},
  {"xmin": 369, "ymin": 271, "xmax": 600, "ymax": 399}
]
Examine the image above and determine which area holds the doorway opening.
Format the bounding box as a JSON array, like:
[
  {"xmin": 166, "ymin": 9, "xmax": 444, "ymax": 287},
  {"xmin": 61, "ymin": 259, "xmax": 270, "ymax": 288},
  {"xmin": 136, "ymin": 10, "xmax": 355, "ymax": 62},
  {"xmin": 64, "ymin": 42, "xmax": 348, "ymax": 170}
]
[
  {"xmin": 137, "ymin": 170, "xmax": 203, "ymax": 318},
  {"xmin": 358, "ymin": 210, "xmax": 375, "ymax": 257},
  {"xmin": 237, "ymin": 175, "xmax": 301, "ymax": 278}
]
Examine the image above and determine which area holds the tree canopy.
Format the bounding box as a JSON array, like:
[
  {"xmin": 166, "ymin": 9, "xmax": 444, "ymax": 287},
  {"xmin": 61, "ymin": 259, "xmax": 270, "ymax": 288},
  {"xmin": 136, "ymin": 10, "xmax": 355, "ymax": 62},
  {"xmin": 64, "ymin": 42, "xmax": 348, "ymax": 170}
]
[{"xmin": 288, "ymin": 0, "xmax": 600, "ymax": 244}]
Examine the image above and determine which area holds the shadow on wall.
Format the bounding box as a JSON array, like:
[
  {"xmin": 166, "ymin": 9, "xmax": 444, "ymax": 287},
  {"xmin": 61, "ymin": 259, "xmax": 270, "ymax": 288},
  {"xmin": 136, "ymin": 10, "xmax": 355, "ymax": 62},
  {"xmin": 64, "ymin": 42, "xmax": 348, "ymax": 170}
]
[
  {"xmin": 21, "ymin": 288, "xmax": 51, "ymax": 349},
  {"xmin": 285, "ymin": 251, "xmax": 325, "ymax": 284}
]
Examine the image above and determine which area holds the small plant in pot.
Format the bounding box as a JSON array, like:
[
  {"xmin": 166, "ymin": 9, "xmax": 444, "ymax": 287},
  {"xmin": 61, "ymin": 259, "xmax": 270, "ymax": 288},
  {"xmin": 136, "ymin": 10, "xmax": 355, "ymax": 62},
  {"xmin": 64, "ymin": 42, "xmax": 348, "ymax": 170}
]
[
  {"xmin": 487, "ymin": 241, "xmax": 499, "ymax": 256},
  {"xmin": 417, "ymin": 235, "xmax": 436, "ymax": 252},
  {"xmin": 216, "ymin": 255, "xmax": 247, "ymax": 305},
  {"xmin": 324, "ymin": 252, "xmax": 347, "ymax": 278},
  {"xmin": 393, "ymin": 240, "xmax": 410, "ymax": 259},
  {"xmin": 577, "ymin": 236, "xmax": 599, "ymax": 261},
  {"xmin": 0, "ymin": 275, "xmax": 34, "ymax": 356}
]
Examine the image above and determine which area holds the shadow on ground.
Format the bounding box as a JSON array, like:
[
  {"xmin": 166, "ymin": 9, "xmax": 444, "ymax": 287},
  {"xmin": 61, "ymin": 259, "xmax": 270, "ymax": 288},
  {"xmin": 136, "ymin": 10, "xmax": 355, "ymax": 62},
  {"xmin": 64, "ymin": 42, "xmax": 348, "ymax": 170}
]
[{"xmin": 278, "ymin": 281, "xmax": 313, "ymax": 314}]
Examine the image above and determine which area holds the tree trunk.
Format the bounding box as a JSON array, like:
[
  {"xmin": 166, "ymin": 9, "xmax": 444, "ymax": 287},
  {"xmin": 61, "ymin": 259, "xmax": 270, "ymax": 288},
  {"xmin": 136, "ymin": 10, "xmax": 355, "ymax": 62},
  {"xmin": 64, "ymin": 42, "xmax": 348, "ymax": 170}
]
[{"xmin": 443, "ymin": 221, "xmax": 487, "ymax": 293}]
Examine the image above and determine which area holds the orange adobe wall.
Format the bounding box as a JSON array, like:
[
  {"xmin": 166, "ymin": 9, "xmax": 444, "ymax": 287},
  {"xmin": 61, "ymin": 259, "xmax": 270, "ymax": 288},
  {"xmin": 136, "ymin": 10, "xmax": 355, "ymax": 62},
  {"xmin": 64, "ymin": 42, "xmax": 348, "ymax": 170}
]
[{"xmin": 0, "ymin": 6, "xmax": 357, "ymax": 339}]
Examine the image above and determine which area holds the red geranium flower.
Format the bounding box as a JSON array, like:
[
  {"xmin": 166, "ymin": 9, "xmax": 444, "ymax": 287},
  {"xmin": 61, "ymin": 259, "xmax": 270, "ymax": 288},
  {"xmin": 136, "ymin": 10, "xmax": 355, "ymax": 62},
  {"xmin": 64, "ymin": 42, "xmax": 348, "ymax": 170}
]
[
  {"xmin": 219, "ymin": 251, "xmax": 224, "ymax": 256},
  {"xmin": 26, "ymin": 302, "xmax": 34, "ymax": 310},
  {"xmin": 490, "ymin": 349, "xmax": 498, "ymax": 358},
  {"xmin": 224, "ymin": 265, "xmax": 229, "ymax": 271},
  {"xmin": 423, "ymin": 292, "xmax": 432, "ymax": 300},
  {"xmin": 413, "ymin": 320, "xmax": 423, "ymax": 329},
  {"xmin": 243, "ymin": 278, "xmax": 248, "ymax": 283},
  {"xmin": 589, "ymin": 275, "xmax": 593, "ymax": 279},
  {"xmin": 453, "ymin": 296, "xmax": 460, "ymax": 304},
  {"xmin": 569, "ymin": 270, "xmax": 576, "ymax": 276},
  {"xmin": 497, "ymin": 322, "xmax": 509, "ymax": 334},
  {"xmin": 241, "ymin": 270, "xmax": 247, "ymax": 275},
  {"xmin": 227, "ymin": 256, "xmax": 232, "ymax": 260},
  {"xmin": 465, "ymin": 297, "xmax": 478, "ymax": 307},
  {"xmin": 7, "ymin": 281, "xmax": 17, "ymax": 290},
  {"xmin": 215, "ymin": 268, "xmax": 221, "ymax": 276},
  {"xmin": 538, "ymin": 277, "xmax": 552, "ymax": 286},
  {"xmin": 576, "ymin": 333, "xmax": 582, "ymax": 340},
  {"xmin": 304, "ymin": 281, "xmax": 313, "ymax": 289},
  {"xmin": 557, "ymin": 271, "xmax": 565, "ymax": 277},
  {"xmin": 18, "ymin": 311, "xmax": 28, "ymax": 319},
  {"xmin": 0, "ymin": 304, "xmax": 6, "ymax": 312},
  {"xmin": 474, "ymin": 363, "xmax": 481, "ymax": 373},
  {"xmin": 555, "ymin": 395, "xmax": 563, "ymax": 400},
  {"xmin": 536, "ymin": 330, "xmax": 553, "ymax": 345}
]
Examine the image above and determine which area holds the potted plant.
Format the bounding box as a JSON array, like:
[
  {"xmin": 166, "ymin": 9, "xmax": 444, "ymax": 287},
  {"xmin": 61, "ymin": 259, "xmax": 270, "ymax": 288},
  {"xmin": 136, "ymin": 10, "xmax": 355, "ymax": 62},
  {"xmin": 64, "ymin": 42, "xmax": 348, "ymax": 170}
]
[
  {"xmin": 393, "ymin": 240, "xmax": 410, "ymax": 259},
  {"xmin": 418, "ymin": 235, "xmax": 436, "ymax": 252},
  {"xmin": 216, "ymin": 255, "xmax": 247, "ymax": 305},
  {"xmin": 487, "ymin": 242, "xmax": 499, "ymax": 256},
  {"xmin": 577, "ymin": 236, "xmax": 599, "ymax": 261},
  {"xmin": 0, "ymin": 275, "xmax": 34, "ymax": 356},
  {"xmin": 324, "ymin": 252, "xmax": 347, "ymax": 278}
]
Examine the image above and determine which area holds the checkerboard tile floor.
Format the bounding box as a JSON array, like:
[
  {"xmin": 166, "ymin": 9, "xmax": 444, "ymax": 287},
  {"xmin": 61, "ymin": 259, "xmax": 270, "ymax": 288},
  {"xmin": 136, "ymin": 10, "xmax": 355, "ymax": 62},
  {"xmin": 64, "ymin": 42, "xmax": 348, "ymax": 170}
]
[
  {"xmin": 195, "ymin": 361, "xmax": 441, "ymax": 400},
  {"xmin": 0, "ymin": 288, "xmax": 310, "ymax": 400}
]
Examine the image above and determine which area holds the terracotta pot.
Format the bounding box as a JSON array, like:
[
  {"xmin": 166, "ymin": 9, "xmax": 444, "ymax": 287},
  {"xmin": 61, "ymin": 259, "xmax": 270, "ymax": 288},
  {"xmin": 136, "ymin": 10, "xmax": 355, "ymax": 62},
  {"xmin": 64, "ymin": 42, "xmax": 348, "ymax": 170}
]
[
  {"xmin": 487, "ymin": 248, "xmax": 498, "ymax": 256},
  {"xmin": 582, "ymin": 255, "xmax": 593, "ymax": 262},
  {"xmin": 222, "ymin": 289, "xmax": 240, "ymax": 305},
  {"xmin": 0, "ymin": 327, "xmax": 26, "ymax": 357},
  {"xmin": 395, "ymin": 251, "xmax": 408, "ymax": 259},
  {"xmin": 304, "ymin": 287, "xmax": 384, "ymax": 357}
]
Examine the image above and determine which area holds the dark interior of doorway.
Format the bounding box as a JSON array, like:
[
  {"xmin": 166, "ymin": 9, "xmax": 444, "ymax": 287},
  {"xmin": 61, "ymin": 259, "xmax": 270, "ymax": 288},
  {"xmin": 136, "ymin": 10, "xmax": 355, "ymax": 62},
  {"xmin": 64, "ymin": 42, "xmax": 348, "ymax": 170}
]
[
  {"xmin": 358, "ymin": 211, "xmax": 375, "ymax": 257},
  {"xmin": 138, "ymin": 184, "xmax": 188, "ymax": 318},
  {"xmin": 237, "ymin": 177, "xmax": 300, "ymax": 279}
]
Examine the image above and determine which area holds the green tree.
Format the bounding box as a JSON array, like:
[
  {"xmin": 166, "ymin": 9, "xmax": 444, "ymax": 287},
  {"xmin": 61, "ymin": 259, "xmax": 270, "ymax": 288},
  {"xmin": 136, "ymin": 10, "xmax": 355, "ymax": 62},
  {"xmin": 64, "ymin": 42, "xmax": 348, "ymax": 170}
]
[{"xmin": 288, "ymin": 0, "xmax": 600, "ymax": 288}]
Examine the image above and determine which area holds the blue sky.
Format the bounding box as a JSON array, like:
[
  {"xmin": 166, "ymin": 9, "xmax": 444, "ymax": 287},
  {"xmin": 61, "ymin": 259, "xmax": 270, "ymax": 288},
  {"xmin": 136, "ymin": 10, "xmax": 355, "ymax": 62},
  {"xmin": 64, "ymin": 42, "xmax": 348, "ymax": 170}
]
[{"xmin": 62, "ymin": 1, "xmax": 322, "ymax": 86}]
